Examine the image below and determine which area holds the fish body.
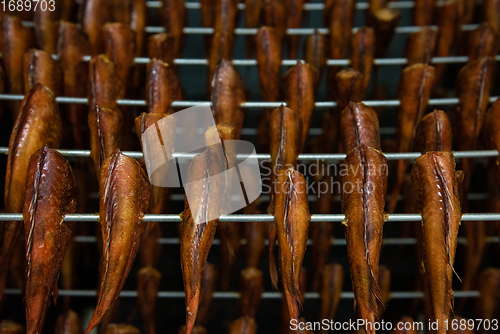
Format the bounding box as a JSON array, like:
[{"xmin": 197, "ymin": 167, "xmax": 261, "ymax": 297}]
[
  {"xmin": 369, "ymin": 8, "xmax": 401, "ymax": 58},
  {"xmin": 240, "ymin": 267, "xmax": 263, "ymax": 318},
  {"xmin": 340, "ymin": 102, "xmax": 381, "ymax": 153},
  {"xmin": 414, "ymin": 110, "xmax": 452, "ymax": 154},
  {"xmin": 255, "ymin": 27, "xmax": 282, "ymax": 105},
  {"xmin": 413, "ymin": 0, "xmax": 434, "ymax": 26},
  {"xmin": 404, "ymin": 27, "xmax": 437, "ymax": 66},
  {"xmin": 213, "ymin": 0, "xmax": 239, "ymax": 33},
  {"xmin": 319, "ymin": 263, "xmax": 343, "ymax": 330},
  {"xmin": 33, "ymin": 3, "xmax": 60, "ymax": 54},
  {"xmin": 88, "ymin": 54, "xmax": 125, "ymax": 112},
  {"xmin": 148, "ymin": 33, "xmax": 175, "ymax": 65},
  {"xmin": 104, "ymin": 325, "xmax": 140, "ymax": 334},
  {"xmin": 146, "ymin": 60, "xmax": 182, "ymax": 115},
  {"xmin": 245, "ymin": 0, "xmax": 263, "ymax": 57},
  {"xmin": 262, "ymin": 0, "xmax": 286, "ymax": 42},
  {"xmin": 24, "ymin": 146, "xmax": 77, "ymax": 334},
  {"xmin": 229, "ymin": 317, "xmax": 257, "ymax": 334},
  {"xmin": 303, "ymin": 30, "xmax": 326, "ymax": 86},
  {"xmin": 161, "ymin": 0, "xmax": 186, "ymax": 58},
  {"xmin": 103, "ymin": 23, "xmax": 136, "ymax": 87},
  {"xmin": 196, "ymin": 263, "xmax": 217, "ymax": 326},
  {"xmin": 55, "ymin": 310, "xmax": 84, "ymax": 334},
  {"xmin": 137, "ymin": 266, "xmax": 161, "ymax": 334},
  {"xmin": 350, "ymin": 27, "xmax": 375, "ymax": 96},
  {"xmin": 467, "ymin": 22, "xmax": 499, "ymax": 62},
  {"xmin": 24, "ymin": 48, "xmax": 63, "ymax": 96},
  {"xmin": 285, "ymin": 0, "xmax": 304, "ymax": 59},
  {"xmin": 79, "ymin": 0, "xmax": 111, "ymax": 55},
  {"xmin": 208, "ymin": 32, "xmax": 235, "ymax": 89}
]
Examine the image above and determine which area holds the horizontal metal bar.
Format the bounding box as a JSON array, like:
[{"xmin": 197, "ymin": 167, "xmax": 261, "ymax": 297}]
[
  {"xmin": 0, "ymin": 95, "xmax": 497, "ymax": 108},
  {"xmin": 1, "ymin": 288, "xmax": 479, "ymax": 299},
  {"xmin": 0, "ymin": 213, "xmax": 499, "ymax": 222}
]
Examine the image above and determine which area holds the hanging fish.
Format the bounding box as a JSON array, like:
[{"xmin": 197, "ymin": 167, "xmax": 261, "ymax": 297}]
[{"xmin": 137, "ymin": 266, "xmax": 161, "ymax": 334}]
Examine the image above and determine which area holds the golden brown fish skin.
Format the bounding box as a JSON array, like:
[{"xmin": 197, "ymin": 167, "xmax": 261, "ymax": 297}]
[
  {"xmin": 137, "ymin": 266, "xmax": 161, "ymax": 334},
  {"xmin": 387, "ymin": 63, "xmax": 435, "ymax": 214},
  {"xmin": 85, "ymin": 151, "xmax": 150, "ymax": 334},
  {"xmin": 350, "ymin": 27, "xmax": 375, "ymax": 96},
  {"xmin": 161, "ymin": 0, "xmax": 186, "ymax": 58},
  {"xmin": 274, "ymin": 168, "xmax": 310, "ymax": 325},
  {"xmin": 283, "ymin": 62, "xmax": 316, "ymax": 148},
  {"xmin": 319, "ymin": 263, "xmax": 343, "ymax": 331},
  {"xmin": 88, "ymin": 54, "xmax": 125, "ymax": 111},
  {"xmin": 413, "ymin": 0, "xmax": 435, "ymax": 26},
  {"xmin": 245, "ymin": 0, "xmax": 263, "ymax": 57},
  {"xmin": 180, "ymin": 149, "xmax": 224, "ymax": 334},
  {"xmin": 196, "ymin": 263, "xmax": 217, "ymax": 326},
  {"xmin": 55, "ymin": 310, "xmax": 84, "ymax": 334},
  {"xmin": 103, "ymin": 23, "xmax": 136, "ymax": 88},
  {"xmin": 309, "ymin": 220, "xmax": 333, "ymax": 293},
  {"xmin": 139, "ymin": 222, "xmax": 162, "ymax": 268},
  {"xmin": 404, "ymin": 27, "xmax": 437, "ymax": 66},
  {"xmin": 340, "ymin": 102, "xmax": 381, "ymax": 154},
  {"xmin": 327, "ymin": 0, "xmax": 355, "ymax": 61},
  {"xmin": 0, "ymin": 321, "xmax": 24, "ymax": 334},
  {"xmin": 434, "ymin": 0, "xmax": 459, "ymax": 88},
  {"xmin": 285, "ymin": 0, "xmax": 304, "ymax": 59},
  {"xmin": 414, "ymin": 110, "xmax": 452, "ymax": 154},
  {"xmin": 57, "ymin": 21, "xmax": 91, "ymax": 150},
  {"xmin": 33, "ymin": 4, "xmax": 60, "ymax": 54},
  {"xmin": 113, "ymin": 0, "xmax": 147, "ymax": 58},
  {"xmin": 104, "ymin": 324, "xmax": 141, "ymax": 334},
  {"xmin": 211, "ymin": 59, "xmax": 246, "ymax": 138},
  {"xmin": 200, "ymin": 0, "xmax": 216, "ymax": 29},
  {"xmin": 411, "ymin": 151, "xmax": 462, "ymax": 334},
  {"xmin": 213, "ymin": 0, "xmax": 239, "ymax": 33},
  {"xmin": 369, "ymin": 8, "xmax": 401, "ymax": 58},
  {"xmin": 148, "ymin": 33, "xmax": 175, "ymax": 65},
  {"xmin": 255, "ymin": 27, "xmax": 282, "ymax": 105},
  {"xmin": 467, "ymin": 22, "xmax": 499, "ymax": 62},
  {"xmin": 474, "ymin": 268, "xmax": 500, "ymax": 334},
  {"xmin": 482, "ymin": 0, "xmax": 500, "ymax": 33},
  {"xmin": 228, "ymin": 317, "xmax": 257, "ymax": 334},
  {"xmin": 262, "ymin": 0, "xmax": 286, "ymax": 42},
  {"xmin": 240, "ymin": 267, "xmax": 263, "ymax": 318},
  {"xmin": 79, "ymin": 0, "xmax": 111, "ymax": 55},
  {"xmin": 303, "ymin": 30, "xmax": 326, "ymax": 86},
  {"xmin": 146, "ymin": 59, "xmax": 182, "ymax": 115},
  {"xmin": 456, "ymin": 57, "xmax": 493, "ymax": 207},
  {"xmin": 0, "ymin": 84, "xmax": 61, "ymax": 300},
  {"xmin": 208, "ymin": 32, "xmax": 235, "ymax": 87},
  {"xmin": 2, "ymin": 15, "xmax": 35, "ymax": 117},
  {"xmin": 23, "ymin": 146, "xmax": 77, "ymax": 334},
  {"xmin": 335, "ymin": 69, "xmax": 365, "ymax": 115},
  {"xmin": 23, "ymin": 49, "xmax": 63, "ymax": 96},
  {"xmin": 88, "ymin": 106, "xmax": 123, "ymax": 175},
  {"xmin": 390, "ymin": 317, "xmax": 418, "ymax": 334},
  {"xmin": 341, "ymin": 145, "xmax": 387, "ymax": 334}
]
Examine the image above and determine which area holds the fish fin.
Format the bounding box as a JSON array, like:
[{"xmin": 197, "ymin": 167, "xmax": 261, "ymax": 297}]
[
  {"xmin": 369, "ymin": 270, "xmax": 385, "ymax": 316},
  {"xmin": 268, "ymin": 222, "xmax": 278, "ymax": 290}
]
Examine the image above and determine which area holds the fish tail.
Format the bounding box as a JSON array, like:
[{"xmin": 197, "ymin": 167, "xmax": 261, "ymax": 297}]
[{"xmin": 387, "ymin": 159, "xmax": 406, "ymax": 213}]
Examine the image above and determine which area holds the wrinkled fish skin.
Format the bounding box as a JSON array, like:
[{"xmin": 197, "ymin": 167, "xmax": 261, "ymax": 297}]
[
  {"xmin": 0, "ymin": 84, "xmax": 62, "ymax": 300},
  {"xmin": 24, "ymin": 146, "xmax": 77, "ymax": 334},
  {"xmin": 283, "ymin": 62, "xmax": 316, "ymax": 149},
  {"xmin": 55, "ymin": 310, "xmax": 84, "ymax": 334},
  {"xmin": 404, "ymin": 27, "xmax": 437, "ymax": 66},
  {"xmin": 88, "ymin": 54, "xmax": 125, "ymax": 112},
  {"xmin": 211, "ymin": 59, "xmax": 246, "ymax": 138},
  {"xmin": 340, "ymin": 102, "xmax": 381, "ymax": 154},
  {"xmin": 103, "ymin": 23, "xmax": 136, "ymax": 87},
  {"xmin": 180, "ymin": 149, "xmax": 224, "ymax": 334},
  {"xmin": 137, "ymin": 266, "xmax": 161, "ymax": 334},
  {"xmin": 146, "ymin": 59, "xmax": 182, "ymax": 115},
  {"xmin": 240, "ymin": 267, "xmax": 263, "ymax": 318},
  {"xmin": 228, "ymin": 317, "xmax": 257, "ymax": 334},
  {"xmin": 342, "ymin": 145, "xmax": 387, "ymax": 334},
  {"xmin": 88, "ymin": 106, "xmax": 123, "ymax": 176},
  {"xmin": 79, "ymin": 0, "xmax": 111, "ymax": 55},
  {"xmin": 24, "ymin": 48, "xmax": 63, "ymax": 96},
  {"xmin": 274, "ymin": 168, "xmax": 310, "ymax": 326},
  {"xmin": 411, "ymin": 151, "xmax": 462, "ymax": 334},
  {"xmin": 255, "ymin": 27, "xmax": 282, "ymax": 105},
  {"xmin": 387, "ymin": 63, "xmax": 435, "ymax": 213},
  {"xmin": 350, "ymin": 27, "xmax": 375, "ymax": 96},
  {"xmin": 319, "ymin": 263, "xmax": 343, "ymax": 333},
  {"xmin": 414, "ymin": 109, "xmax": 452, "ymax": 154},
  {"xmin": 85, "ymin": 150, "xmax": 150, "ymax": 334}
]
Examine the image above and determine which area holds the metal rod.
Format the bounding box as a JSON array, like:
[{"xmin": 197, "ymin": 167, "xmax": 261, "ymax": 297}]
[
  {"xmin": 0, "ymin": 95, "xmax": 497, "ymax": 108},
  {"xmin": 1, "ymin": 288, "xmax": 480, "ymax": 299},
  {"xmin": 0, "ymin": 213, "xmax": 499, "ymax": 222}
]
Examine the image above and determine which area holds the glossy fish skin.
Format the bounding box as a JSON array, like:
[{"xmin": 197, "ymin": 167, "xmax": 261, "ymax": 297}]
[
  {"xmin": 340, "ymin": 102, "xmax": 381, "ymax": 154},
  {"xmin": 103, "ymin": 23, "xmax": 136, "ymax": 87},
  {"xmin": 245, "ymin": 0, "xmax": 263, "ymax": 57},
  {"xmin": 148, "ymin": 33, "xmax": 175, "ymax": 65},
  {"xmin": 161, "ymin": 0, "xmax": 186, "ymax": 58},
  {"xmin": 467, "ymin": 22, "xmax": 499, "ymax": 62},
  {"xmin": 414, "ymin": 110, "xmax": 452, "ymax": 154},
  {"xmin": 137, "ymin": 266, "xmax": 161, "ymax": 334},
  {"xmin": 180, "ymin": 149, "xmax": 224, "ymax": 334},
  {"xmin": 262, "ymin": 0, "xmax": 286, "ymax": 42},
  {"xmin": 208, "ymin": 32, "xmax": 235, "ymax": 88},
  {"xmin": 404, "ymin": 27, "xmax": 437, "ymax": 66},
  {"xmin": 211, "ymin": 59, "xmax": 246, "ymax": 138},
  {"xmin": 319, "ymin": 263, "xmax": 343, "ymax": 331},
  {"xmin": 0, "ymin": 321, "xmax": 24, "ymax": 334},
  {"xmin": 283, "ymin": 62, "xmax": 316, "ymax": 149},
  {"xmin": 255, "ymin": 27, "xmax": 282, "ymax": 105},
  {"xmin": 341, "ymin": 145, "xmax": 387, "ymax": 334},
  {"xmin": 285, "ymin": 0, "xmax": 304, "ymax": 59},
  {"xmin": 240, "ymin": 267, "xmax": 263, "ymax": 318},
  {"xmin": 434, "ymin": 0, "xmax": 459, "ymax": 88},
  {"xmin": 390, "ymin": 317, "xmax": 417, "ymax": 334},
  {"xmin": 350, "ymin": 27, "xmax": 375, "ymax": 96},
  {"xmin": 88, "ymin": 54, "xmax": 125, "ymax": 111},
  {"xmin": 57, "ymin": 21, "xmax": 91, "ymax": 150},
  {"xmin": 79, "ymin": 0, "xmax": 111, "ymax": 55},
  {"xmin": 23, "ymin": 147, "xmax": 77, "ymax": 334},
  {"xmin": 274, "ymin": 168, "xmax": 310, "ymax": 325},
  {"xmin": 33, "ymin": 4, "xmax": 60, "ymax": 54},
  {"xmin": 411, "ymin": 151, "xmax": 462, "ymax": 334},
  {"xmin": 474, "ymin": 268, "xmax": 500, "ymax": 332},
  {"xmin": 228, "ymin": 317, "xmax": 257, "ymax": 334},
  {"xmin": 2, "ymin": 15, "xmax": 35, "ymax": 117},
  {"xmin": 0, "ymin": 84, "xmax": 61, "ymax": 300},
  {"xmin": 387, "ymin": 63, "xmax": 435, "ymax": 214},
  {"xmin": 88, "ymin": 106, "xmax": 123, "ymax": 175},
  {"xmin": 85, "ymin": 151, "xmax": 150, "ymax": 334},
  {"xmin": 104, "ymin": 324, "xmax": 140, "ymax": 334},
  {"xmin": 303, "ymin": 30, "xmax": 326, "ymax": 86},
  {"xmin": 113, "ymin": 0, "xmax": 147, "ymax": 58},
  {"xmin": 196, "ymin": 263, "xmax": 217, "ymax": 326},
  {"xmin": 23, "ymin": 49, "xmax": 63, "ymax": 96},
  {"xmin": 55, "ymin": 310, "xmax": 84, "ymax": 334},
  {"xmin": 146, "ymin": 59, "xmax": 182, "ymax": 115}
]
